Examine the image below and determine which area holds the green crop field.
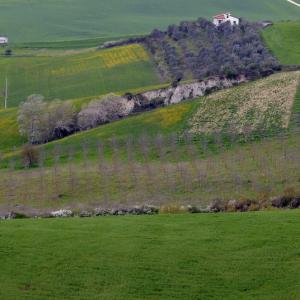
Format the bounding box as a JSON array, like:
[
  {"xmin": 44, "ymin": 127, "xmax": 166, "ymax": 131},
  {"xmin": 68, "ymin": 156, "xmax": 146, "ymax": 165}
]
[
  {"xmin": 262, "ymin": 21, "xmax": 300, "ymax": 65},
  {"xmin": 0, "ymin": 44, "xmax": 160, "ymax": 108},
  {"xmin": 1, "ymin": 211, "xmax": 300, "ymax": 299},
  {"xmin": 0, "ymin": 72, "xmax": 299, "ymax": 156},
  {"xmin": 0, "ymin": 0, "xmax": 299, "ymax": 43}
]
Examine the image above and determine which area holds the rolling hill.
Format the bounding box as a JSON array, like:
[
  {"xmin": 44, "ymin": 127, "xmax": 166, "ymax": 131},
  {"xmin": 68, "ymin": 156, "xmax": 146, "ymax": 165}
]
[
  {"xmin": 0, "ymin": 72, "xmax": 299, "ymax": 210},
  {"xmin": 0, "ymin": 71, "xmax": 299, "ymax": 156},
  {"xmin": 262, "ymin": 21, "xmax": 300, "ymax": 65},
  {"xmin": 26, "ymin": 71, "xmax": 300, "ymax": 154},
  {"xmin": 1, "ymin": 3, "xmax": 300, "ymax": 300},
  {"xmin": 0, "ymin": 44, "xmax": 160, "ymax": 108},
  {"xmin": 0, "ymin": 0, "xmax": 299, "ymax": 43}
]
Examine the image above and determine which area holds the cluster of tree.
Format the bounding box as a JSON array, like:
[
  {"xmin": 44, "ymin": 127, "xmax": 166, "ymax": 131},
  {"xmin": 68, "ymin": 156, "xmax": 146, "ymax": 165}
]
[
  {"xmin": 77, "ymin": 94, "xmax": 133, "ymax": 130},
  {"xmin": 143, "ymin": 18, "xmax": 281, "ymax": 81},
  {"xmin": 18, "ymin": 95, "xmax": 76, "ymax": 144},
  {"xmin": 18, "ymin": 94, "xmax": 132, "ymax": 144}
]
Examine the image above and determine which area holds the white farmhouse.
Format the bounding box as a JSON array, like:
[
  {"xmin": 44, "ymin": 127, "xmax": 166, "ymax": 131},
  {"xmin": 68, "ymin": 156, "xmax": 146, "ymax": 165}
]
[
  {"xmin": 213, "ymin": 12, "xmax": 239, "ymax": 27},
  {"xmin": 0, "ymin": 36, "xmax": 8, "ymax": 45}
]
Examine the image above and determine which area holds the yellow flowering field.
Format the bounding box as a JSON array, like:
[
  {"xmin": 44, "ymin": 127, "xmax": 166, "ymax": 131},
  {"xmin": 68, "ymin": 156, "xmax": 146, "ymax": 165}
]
[{"xmin": 0, "ymin": 44, "xmax": 159, "ymax": 107}]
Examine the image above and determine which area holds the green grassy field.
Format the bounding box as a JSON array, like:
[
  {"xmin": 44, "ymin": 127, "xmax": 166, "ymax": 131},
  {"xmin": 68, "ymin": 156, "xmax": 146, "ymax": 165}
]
[
  {"xmin": 0, "ymin": 44, "xmax": 160, "ymax": 108},
  {"xmin": 0, "ymin": 130, "xmax": 299, "ymax": 210},
  {"xmin": 0, "ymin": 0, "xmax": 299, "ymax": 43},
  {"xmin": 0, "ymin": 108, "xmax": 25, "ymax": 152},
  {"xmin": 0, "ymin": 72, "xmax": 299, "ymax": 159},
  {"xmin": 23, "ymin": 72, "xmax": 300, "ymax": 161},
  {"xmin": 262, "ymin": 21, "xmax": 300, "ymax": 65},
  {"xmin": 1, "ymin": 211, "xmax": 300, "ymax": 299}
]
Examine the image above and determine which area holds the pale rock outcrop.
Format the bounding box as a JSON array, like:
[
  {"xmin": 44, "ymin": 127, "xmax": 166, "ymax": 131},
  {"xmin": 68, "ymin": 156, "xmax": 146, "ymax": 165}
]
[{"xmin": 128, "ymin": 76, "xmax": 247, "ymax": 111}]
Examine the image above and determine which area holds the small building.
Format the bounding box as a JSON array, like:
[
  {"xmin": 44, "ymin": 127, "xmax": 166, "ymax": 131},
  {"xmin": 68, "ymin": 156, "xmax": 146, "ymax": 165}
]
[
  {"xmin": 213, "ymin": 12, "xmax": 239, "ymax": 27},
  {"xmin": 0, "ymin": 36, "xmax": 8, "ymax": 45}
]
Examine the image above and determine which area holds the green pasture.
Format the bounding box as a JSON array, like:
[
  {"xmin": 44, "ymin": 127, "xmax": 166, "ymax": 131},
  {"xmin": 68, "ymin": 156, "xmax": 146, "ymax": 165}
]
[
  {"xmin": 1, "ymin": 211, "xmax": 300, "ymax": 299},
  {"xmin": 0, "ymin": 0, "xmax": 299, "ymax": 43},
  {"xmin": 0, "ymin": 44, "xmax": 160, "ymax": 108},
  {"xmin": 262, "ymin": 21, "xmax": 300, "ymax": 65}
]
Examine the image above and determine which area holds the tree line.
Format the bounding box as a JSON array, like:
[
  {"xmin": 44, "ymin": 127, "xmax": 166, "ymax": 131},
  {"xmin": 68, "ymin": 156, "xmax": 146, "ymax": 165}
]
[
  {"xmin": 143, "ymin": 18, "xmax": 281, "ymax": 81},
  {"xmin": 18, "ymin": 93, "xmax": 132, "ymax": 144},
  {"xmin": 1, "ymin": 129, "xmax": 299, "ymax": 209}
]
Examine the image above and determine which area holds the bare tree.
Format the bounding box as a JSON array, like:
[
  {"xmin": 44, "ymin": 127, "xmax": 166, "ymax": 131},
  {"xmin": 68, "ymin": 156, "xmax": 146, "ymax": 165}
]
[
  {"xmin": 47, "ymin": 100, "xmax": 76, "ymax": 140},
  {"xmin": 78, "ymin": 93, "xmax": 134, "ymax": 130},
  {"xmin": 18, "ymin": 95, "xmax": 76, "ymax": 144},
  {"xmin": 18, "ymin": 95, "xmax": 47, "ymax": 144}
]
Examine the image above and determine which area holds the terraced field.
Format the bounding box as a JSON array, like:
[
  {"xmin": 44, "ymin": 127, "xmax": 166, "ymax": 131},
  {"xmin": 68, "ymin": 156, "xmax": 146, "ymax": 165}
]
[
  {"xmin": 0, "ymin": 0, "xmax": 299, "ymax": 43},
  {"xmin": 0, "ymin": 44, "xmax": 160, "ymax": 108}
]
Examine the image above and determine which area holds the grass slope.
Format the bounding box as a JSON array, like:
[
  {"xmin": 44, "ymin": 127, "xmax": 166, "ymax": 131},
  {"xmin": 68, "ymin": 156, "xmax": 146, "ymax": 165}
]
[
  {"xmin": 190, "ymin": 72, "xmax": 300, "ymax": 134},
  {"xmin": 1, "ymin": 211, "xmax": 300, "ymax": 299},
  {"xmin": 0, "ymin": 0, "xmax": 299, "ymax": 43},
  {"xmin": 0, "ymin": 108, "xmax": 25, "ymax": 152},
  {"xmin": 0, "ymin": 44, "xmax": 160, "ymax": 108},
  {"xmin": 31, "ymin": 72, "xmax": 300, "ymax": 159},
  {"xmin": 0, "ymin": 130, "xmax": 299, "ymax": 210},
  {"xmin": 262, "ymin": 21, "xmax": 300, "ymax": 65},
  {"xmin": 0, "ymin": 72, "xmax": 299, "ymax": 156},
  {"xmin": 291, "ymin": 82, "xmax": 300, "ymax": 127}
]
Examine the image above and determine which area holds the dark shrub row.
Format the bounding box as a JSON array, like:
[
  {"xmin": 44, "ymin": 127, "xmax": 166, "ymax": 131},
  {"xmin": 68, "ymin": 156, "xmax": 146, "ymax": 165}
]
[{"xmin": 143, "ymin": 18, "xmax": 280, "ymax": 81}]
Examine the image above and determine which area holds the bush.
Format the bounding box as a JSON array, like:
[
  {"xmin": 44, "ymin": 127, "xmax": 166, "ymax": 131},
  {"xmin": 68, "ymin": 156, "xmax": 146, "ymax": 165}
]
[
  {"xmin": 209, "ymin": 199, "xmax": 226, "ymax": 212},
  {"xmin": 248, "ymin": 202, "xmax": 260, "ymax": 211},
  {"xmin": 226, "ymin": 199, "xmax": 237, "ymax": 212},
  {"xmin": 78, "ymin": 93, "xmax": 134, "ymax": 130},
  {"xmin": 4, "ymin": 49, "xmax": 12, "ymax": 56},
  {"xmin": 160, "ymin": 204, "xmax": 187, "ymax": 214},
  {"xmin": 18, "ymin": 95, "xmax": 47, "ymax": 144},
  {"xmin": 271, "ymin": 196, "xmax": 293, "ymax": 208},
  {"xmin": 283, "ymin": 186, "xmax": 297, "ymax": 198},
  {"xmin": 18, "ymin": 95, "xmax": 76, "ymax": 144},
  {"xmin": 289, "ymin": 197, "xmax": 300, "ymax": 209},
  {"xmin": 235, "ymin": 199, "xmax": 252, "ymax": 212},
  {"xmin": 21, "ymin": 144, "xmax": 40, "ymax": 168}
]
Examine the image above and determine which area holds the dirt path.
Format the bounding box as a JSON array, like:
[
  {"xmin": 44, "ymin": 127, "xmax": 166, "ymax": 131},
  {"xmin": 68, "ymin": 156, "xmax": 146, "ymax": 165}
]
[{"xmin": 287, "ymin": 0, "xmax": 300, "ymax": 7}]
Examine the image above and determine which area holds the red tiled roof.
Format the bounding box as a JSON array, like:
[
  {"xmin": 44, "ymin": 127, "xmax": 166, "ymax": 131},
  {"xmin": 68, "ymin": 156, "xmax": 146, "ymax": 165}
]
[{"xmin": 213, "ymin": 14, "xmax": 226, "ymax": 20}]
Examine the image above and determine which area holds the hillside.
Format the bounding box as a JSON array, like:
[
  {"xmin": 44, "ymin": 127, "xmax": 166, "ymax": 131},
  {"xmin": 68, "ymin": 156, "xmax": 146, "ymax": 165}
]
[
  {"xmin": 0, "ymin": 73, "xmax": 299, "ymax": 210},
  {"xmin": 0, "ymin": 0, "xmax": 299, "ymax": 43},
  {"xmin": 190, "ymin": 71, "xmax": 300, "ymax": 134},
  {"xmin": 0, "ymin": 72, "xmax": 298, "ymax": 155},
  {"xmin": 25, "ymin": 72, "xmax": 300, "ymax": 152},
  {"xmin": 142, "ymin": 19, "xmax": 280, "ymax": 81},
  {"xmin": 0, "ymin": 44, "xmax": 160, "ymax": 108},
  {"xmin": 1, "ymin": 129, "xmax": 299, "ymax": 210},
  {"xmin": 262, "ymin": 21, "xmax": 300, "ymax": 65},
  {"xmin": 0, "ymin": 16, "xmax": 285, "ymax": 109},
  {"xmin": 1, "ymin": 3, "xmax": 300, "ymax": 300},
  {"xmin": 0, "ymin": 108, "xmax": 25, "ymax": 152},
  {"xmin": 1, "ymin": 212, "xmax": 300, "ymax": 299}
]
